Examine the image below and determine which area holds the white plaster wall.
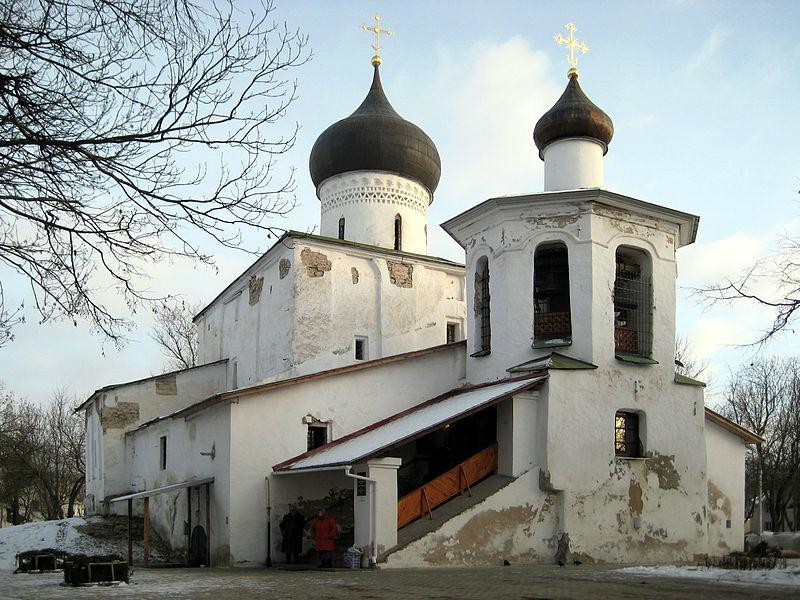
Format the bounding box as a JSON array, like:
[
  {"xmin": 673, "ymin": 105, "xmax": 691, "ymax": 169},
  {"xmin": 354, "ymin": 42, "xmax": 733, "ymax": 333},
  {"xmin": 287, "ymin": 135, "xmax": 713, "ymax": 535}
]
[
  {"xmin": 543, "ymin": 138, "xmax": 604, "ymax": 191},
  {"xmin": 459, "ymin": 194, "xmax": 682, "ymax": 386},
  {"xmin": 705, "ymin": 419, "xmax": 746, "ymax": 555},
  {"xmin": 125, "ymin": 403, "xmax": 232, "ymax": 565},
  {"xmin": 318, "ymin": 171, "xmax": 431, "ymax": 254},
  {"xmin": 195, "ymin": 238, "xmax": 466, "ymax": 390},
  {"xmin": 195, "ymin": 244, "xmax": 295, "ymax": 389},
  {"xmin": 226, "ymin": 343, "xmax": 467, "ymax": 566},
  {"xmin": 288, "ymin": 241, "xmax": 465, "ymax": 378},
  {"xmin": 384, "ymin": 468, "xmax": 558, "ymax": 567},
  {"xmin": 545, "ymin": 370, "xmax": 709, "ymax": 563},
  {"xmin": 85, "ymin": 362, "xmax": 228, "ymax": 512}
]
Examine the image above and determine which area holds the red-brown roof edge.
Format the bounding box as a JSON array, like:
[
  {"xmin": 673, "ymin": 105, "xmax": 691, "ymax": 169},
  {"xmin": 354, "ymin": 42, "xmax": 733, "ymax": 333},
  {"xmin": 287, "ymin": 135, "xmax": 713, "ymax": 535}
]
[
  {"xmin": 272, "ymin": 373, "xmax": 548, "ymax": 472},
  {"xmin": 705, "ymin": 407, "xmax": 764, "ymax": 444}
]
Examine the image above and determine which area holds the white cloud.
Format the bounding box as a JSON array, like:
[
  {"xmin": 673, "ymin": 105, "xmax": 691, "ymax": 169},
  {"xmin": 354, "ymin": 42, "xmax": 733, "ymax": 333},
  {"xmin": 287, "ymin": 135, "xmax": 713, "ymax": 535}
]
[
  {"xmin": 687, "ymin": 25, "xmax": 730, "ymax": 71},
  {"xmin": 430, "ymin": 37, "xmax": 561, "ymax": 201}
]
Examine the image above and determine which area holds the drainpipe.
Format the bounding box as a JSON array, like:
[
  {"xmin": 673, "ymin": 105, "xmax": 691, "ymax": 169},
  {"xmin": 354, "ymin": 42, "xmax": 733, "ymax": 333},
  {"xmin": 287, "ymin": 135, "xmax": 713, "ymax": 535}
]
[
  {"xmin": 265, "ymin": 476, "xmax": 273, "ymax": 567},
  {"xmin": 344, "ymin": 466, "xmax": 378, "ymax": 566}
]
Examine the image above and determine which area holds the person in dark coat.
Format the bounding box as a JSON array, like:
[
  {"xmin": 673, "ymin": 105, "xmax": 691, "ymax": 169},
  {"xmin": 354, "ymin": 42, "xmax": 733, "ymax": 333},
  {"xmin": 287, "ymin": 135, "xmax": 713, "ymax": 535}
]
[
  {"xmin": 309, "ymin": 509, "xmax": 338, "ymax": 568},
  {"xmin": 279, "ymin": 507, "xmax": 306, "ymax": 564}
]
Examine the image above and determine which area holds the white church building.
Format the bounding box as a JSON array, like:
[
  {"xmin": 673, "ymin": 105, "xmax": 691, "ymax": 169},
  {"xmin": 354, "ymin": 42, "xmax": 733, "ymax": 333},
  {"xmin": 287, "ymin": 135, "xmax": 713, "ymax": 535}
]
[{"xmin": 77, "ymin": 37, "xmax": 761, "ymax": 568}]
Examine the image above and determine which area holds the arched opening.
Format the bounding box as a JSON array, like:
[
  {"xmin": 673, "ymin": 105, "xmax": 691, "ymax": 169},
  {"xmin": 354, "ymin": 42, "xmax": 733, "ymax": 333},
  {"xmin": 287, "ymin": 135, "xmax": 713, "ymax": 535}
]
[
  {"xmin": 614, "ymin": 246, "xmax": 653, "ymax": 359},
  {"xmin": 472, "ymin": 256, "xmax": 491, "ymax": 356},
  {"xmin": 533, "ymin": 243, "xmax": 571, "ymax": 345},
  {"xmin": 338, "ymin": 217, "xmax": 345, "ymax": 240},
  {"xmin": 394, "ymin": 214, "xmax": 402, "ymax": 251}
]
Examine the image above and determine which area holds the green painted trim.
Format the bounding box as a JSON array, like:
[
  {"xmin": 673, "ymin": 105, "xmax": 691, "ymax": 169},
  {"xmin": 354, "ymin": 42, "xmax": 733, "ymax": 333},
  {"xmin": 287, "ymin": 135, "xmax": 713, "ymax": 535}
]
[
  {"xmin": 615, "ymin": 353, "xmax": 659, "ymax": 365},
  {"xmin": 675, "ymin": 373, "xmax": 707, "ymax": 387},
  {"xmin": 531, "ymin": 338, "xmax": 572, "ymax": 349},
  {"xmin": 508, "ymin": 351, "xmax": 597, "ymax": 373}
]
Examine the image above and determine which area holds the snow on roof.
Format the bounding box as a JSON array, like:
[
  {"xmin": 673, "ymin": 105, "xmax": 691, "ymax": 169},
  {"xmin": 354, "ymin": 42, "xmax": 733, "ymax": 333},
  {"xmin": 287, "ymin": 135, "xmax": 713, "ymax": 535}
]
[{"xmin": 274, "ymin": 375, "xmax": 546, "ymax": 473}]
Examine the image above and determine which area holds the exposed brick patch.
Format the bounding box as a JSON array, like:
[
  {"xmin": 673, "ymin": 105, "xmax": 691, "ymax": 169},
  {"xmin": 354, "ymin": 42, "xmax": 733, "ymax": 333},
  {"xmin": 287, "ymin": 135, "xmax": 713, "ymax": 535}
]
[
  {"xmin": 351, "ymin": 267, "xmax": 359, "ymax": 284},
  {"xmin": 248, "ymin": 275, "xmax": 264, "ymax": 305},
  {"xmin": 155, "ymin": 374, "xmax": 177, "ymax": 395},
  {"xmin": 279, "ymin": 258, "xmax": 291, "ymax": 279},
  {"xmin": 386, "ymin": 260, "xmax": 413, "ymax": 288},
  {"xmin": 300, "ymin": 248, "xmax": 331, "ymax": 278},
  {"xmin": 101, "ymin": 402, "xmax": 140, "ymax": 431}
]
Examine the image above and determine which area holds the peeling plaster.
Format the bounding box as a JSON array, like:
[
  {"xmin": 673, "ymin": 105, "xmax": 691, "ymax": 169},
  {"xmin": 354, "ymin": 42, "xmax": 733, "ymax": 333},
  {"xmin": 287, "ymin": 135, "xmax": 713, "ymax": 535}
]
[{"xmin": 647, "ymin": 453, "xmax": 681, "ymax": 490}]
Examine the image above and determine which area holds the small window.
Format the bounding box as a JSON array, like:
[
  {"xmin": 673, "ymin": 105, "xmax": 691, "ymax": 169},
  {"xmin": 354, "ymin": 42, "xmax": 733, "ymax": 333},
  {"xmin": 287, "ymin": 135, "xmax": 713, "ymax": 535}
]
[
  {"xmin": 615, "ymin": 411, "xmax": 642, "ymax": 458},
  {"xmin": 307, "ymin": 425, "xmax": 327, "ymax": 451},
  {"xmin": 614, "ymin": 247, "xmax": 653, "ymax": 359},
  {"xmin": 726, "ymin": 519, "xmax": 732, "ymax": 529},
  {"xmin": 394, "ymin": 215, "xmax": 402, "ymax": 251},
  {"xmin": 231, "ymin": 359, "xmax": 238, "ymax": 389},
  {"xmin": 159, "ymin": 436, "xmax": 167, "ymax": 470},
  {"xmin": 472, "ymin": 256, "xmax": 491, "ymax": 355},
  {"xmin": 338, "ymin": 217, "xmax": 345, "ymax": 240},
  {"xmin": 534, "ymin": 243, "xmax": 571, "ymax": 344},
  {"xmin": 446, "ymin": 322, "xmax": 459, "ymax": 344},
  {"xmin": 354, "ymin": 337, "xmax": 368, "ymax": 361}
]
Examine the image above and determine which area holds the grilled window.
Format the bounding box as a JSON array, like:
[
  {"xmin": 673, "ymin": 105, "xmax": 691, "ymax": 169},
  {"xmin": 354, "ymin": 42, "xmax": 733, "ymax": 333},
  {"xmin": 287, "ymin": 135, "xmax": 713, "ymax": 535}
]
[
  {"xmin": 473, "ymin": 257, "xmax": 491, "ymax": 354},
  {"xmin": 614, "ymin": 247, "xmax": 653, "ymax": 358},
  {"xmin": 534, "ymin": 244, "xmax": 572, "ymax": 343},
  {"xmin": 615, "ymin": 411, "xmax": 642, "ymax": 458},
  {"xmin": 394, "ymin": 215, "xmax": 402, "ymax": 251},
  {"xmin": 338, "ymin": 217, "xmax": 345, "ymax": 240}
]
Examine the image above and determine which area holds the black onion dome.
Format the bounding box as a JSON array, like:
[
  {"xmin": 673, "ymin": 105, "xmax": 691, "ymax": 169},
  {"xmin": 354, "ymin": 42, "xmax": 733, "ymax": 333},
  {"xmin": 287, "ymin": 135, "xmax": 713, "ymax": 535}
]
[
  {"xmin": 309, "ymin": 64, "xmax": 441, "ymax": 195},
  {"xmin": 533, "ymin": 74, "xmax": 614, "ymax": 159}
]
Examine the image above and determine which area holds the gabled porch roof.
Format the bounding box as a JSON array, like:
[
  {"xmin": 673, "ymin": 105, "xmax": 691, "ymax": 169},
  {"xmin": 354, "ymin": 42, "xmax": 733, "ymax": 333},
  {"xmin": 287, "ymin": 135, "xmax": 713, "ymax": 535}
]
[{"xmin": 273, "ymin": 375, "xmax": 547, "ymax": 474}]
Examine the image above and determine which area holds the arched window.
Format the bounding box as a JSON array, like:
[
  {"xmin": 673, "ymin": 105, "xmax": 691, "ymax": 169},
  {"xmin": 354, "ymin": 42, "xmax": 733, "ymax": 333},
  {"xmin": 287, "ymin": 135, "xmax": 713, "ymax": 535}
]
[
  {"xmin": 338, "ymin": 217, "xmax": 345, "ymax": 240},
  {"xmin": 534, "ymin": 243, "xmax": 571, "ymax": 345},
  {"xmin": 472, "ymin": 256, "xmax": 491, "ymax": 356},
  {"xmin": 394, "ymin": 214, "xmax": 402, "ymax": 251},
  {"xmin": 614, "ymin": 246, "xmax": 653, "ymax": 359}
]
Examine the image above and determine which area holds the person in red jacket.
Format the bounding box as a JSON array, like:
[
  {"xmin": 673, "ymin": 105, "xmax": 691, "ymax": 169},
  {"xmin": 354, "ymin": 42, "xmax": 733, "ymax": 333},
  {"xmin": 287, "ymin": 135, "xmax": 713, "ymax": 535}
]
[{"xmin": 309, "ymin": 509, "xmax": 338, "ymax": 568}]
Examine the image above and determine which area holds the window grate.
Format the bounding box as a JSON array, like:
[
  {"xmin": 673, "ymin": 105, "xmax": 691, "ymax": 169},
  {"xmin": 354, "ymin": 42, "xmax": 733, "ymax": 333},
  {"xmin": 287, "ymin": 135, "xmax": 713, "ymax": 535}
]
[
  {"xmin": 534, "ymin": 246, "xmax": 572, "ymax": 340},
  {"xmin": 446, "ymin": 322, "xmax": 458, "ymax": 344},
  {"xmin": 614, "ymin": 262, "xmax": 652, "ymax": 358},
  {"xmin": 307, "ymin": 426, "xmax": 327, "ymax": 451},
  {"xmin": 476, "ymin": 263, "xmax": 491, "ymax": 352},
  {"xmin": 615, "ymin": 412, "xmax": 642, "ymax": 458}
]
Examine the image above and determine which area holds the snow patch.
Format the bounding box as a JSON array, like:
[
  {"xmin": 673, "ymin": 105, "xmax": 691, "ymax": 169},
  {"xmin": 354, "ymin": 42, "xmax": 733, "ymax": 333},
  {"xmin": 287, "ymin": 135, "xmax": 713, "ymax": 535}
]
[
  {"xmin": 0, "ymin": 517, "xmax": 156, "ymax": 572},
  {"xmin": 619, "ymin": 565, "xmax": 800, "ymax": 587}
]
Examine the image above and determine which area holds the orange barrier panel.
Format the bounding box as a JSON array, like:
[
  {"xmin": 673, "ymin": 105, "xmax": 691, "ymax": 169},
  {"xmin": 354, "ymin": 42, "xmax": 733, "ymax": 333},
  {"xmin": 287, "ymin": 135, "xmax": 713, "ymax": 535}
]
[{"xmin": 397, "ymin": 443, "xmax": 498, "ymax": 529}]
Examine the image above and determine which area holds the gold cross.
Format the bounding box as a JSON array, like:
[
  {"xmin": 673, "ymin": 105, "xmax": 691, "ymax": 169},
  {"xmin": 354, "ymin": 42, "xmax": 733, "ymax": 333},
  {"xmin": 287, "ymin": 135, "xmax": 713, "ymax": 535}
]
[
  {"xmin": 554, "ymin": 22, "xmax": 589, "ymax": 77},
  {"xmin": 361, "ymin": 15, "xmax": 394, "ymax": 66}
]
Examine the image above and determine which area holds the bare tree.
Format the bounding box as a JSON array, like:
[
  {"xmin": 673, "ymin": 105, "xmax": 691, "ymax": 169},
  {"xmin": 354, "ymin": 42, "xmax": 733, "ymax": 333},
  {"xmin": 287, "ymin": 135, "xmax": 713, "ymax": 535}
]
[
  {"xmin": 0, "ymin": 0, "xmax": 309, "ymax": 346},
  {"xmin": 151, "ymin": 299, "xmax": 202, "ymax": 371},
  {"xmin": 719, "ymin": 357, "xmax": 800, "ymax": 531},
  {"xmin": 0, "ymin": 386, "xmax": 85, "ymax": 521},
  {"xmin": 697, "ymin": 218, "xmax": 800, "ymax": 344},
  {"xmin": 674, "ymin": 335, "xmax": 710, "ymax": 381}
]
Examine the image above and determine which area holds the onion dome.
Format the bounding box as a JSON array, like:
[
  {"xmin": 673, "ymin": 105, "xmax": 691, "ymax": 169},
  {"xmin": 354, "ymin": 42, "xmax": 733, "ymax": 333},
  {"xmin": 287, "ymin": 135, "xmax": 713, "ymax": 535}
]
[
  {"xmin": 309, "ymin": 64, "xmax": 441, "ymax": 195},
  {"xmin": 533, "ymin": 73, "xmax": 614, "ymax": 159}
]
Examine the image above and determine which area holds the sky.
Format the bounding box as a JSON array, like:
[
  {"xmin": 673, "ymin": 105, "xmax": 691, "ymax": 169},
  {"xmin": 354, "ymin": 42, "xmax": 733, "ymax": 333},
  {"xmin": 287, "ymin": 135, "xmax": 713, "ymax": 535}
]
[{"xmin": 1, "ymin": 0, "xmax": 798, "ymax": 405}]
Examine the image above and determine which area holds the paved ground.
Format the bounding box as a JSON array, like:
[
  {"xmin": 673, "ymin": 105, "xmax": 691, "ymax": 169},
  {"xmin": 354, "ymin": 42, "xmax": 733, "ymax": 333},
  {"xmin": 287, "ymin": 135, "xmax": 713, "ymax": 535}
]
[{"xmin": 2, "ymin": 564, "xmax": 798, "ymax": 599}]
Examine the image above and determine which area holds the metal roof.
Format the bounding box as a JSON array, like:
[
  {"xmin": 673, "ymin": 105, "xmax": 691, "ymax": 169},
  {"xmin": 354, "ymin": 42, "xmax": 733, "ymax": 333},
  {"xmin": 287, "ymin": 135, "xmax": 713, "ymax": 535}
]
[
  {"xmin": 109, "ymin": 477, "xmax": 214, "ymax": 503},
  {"xmin": 273, "ymin": 375, "xmax": 546, "ymax": 474}
]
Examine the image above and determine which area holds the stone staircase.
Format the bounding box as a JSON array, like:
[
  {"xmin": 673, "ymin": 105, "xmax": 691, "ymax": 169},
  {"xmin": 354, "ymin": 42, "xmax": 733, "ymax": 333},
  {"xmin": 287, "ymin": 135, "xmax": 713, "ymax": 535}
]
[{"xmin": 380, "ymin": 473, "xmax": 515, "ymax": 563}]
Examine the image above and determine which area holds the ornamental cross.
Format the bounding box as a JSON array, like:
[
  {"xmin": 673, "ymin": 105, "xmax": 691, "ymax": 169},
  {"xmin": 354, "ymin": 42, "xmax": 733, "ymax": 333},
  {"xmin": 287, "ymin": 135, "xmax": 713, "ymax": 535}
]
[
  {"xmin": 361, "ymin": 15, "xmax": 394, "ymax": 66},
  {"xmin": 554, "ymin": 22, "xmax": 588, "ymax": 76}
]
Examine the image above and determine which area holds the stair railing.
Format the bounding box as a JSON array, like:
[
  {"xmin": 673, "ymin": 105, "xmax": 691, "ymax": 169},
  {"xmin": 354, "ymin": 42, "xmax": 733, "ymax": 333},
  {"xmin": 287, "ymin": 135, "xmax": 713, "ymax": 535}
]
[{"xmin": 397, "ymin": 443, "xmax": 498, "ymax": 529}]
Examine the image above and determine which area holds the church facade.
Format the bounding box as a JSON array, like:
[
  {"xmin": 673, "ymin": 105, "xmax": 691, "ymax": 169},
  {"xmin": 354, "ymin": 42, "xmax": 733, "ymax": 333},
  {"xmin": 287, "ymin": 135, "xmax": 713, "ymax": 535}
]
[{"xmin": 78, "ymin": 37, "xmax": 760, "ymax": 568}]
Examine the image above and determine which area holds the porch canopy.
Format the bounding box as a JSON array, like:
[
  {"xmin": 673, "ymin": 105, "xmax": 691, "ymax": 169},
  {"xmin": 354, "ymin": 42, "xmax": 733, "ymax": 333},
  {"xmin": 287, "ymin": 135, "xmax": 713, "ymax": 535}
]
[
  {"xmin": 273, "ymin": 374, "xmax": 547, "ymax": 474},
  {"xmin": 109, "ymin": 477, "xmax": 214, "ymax": 567}
]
